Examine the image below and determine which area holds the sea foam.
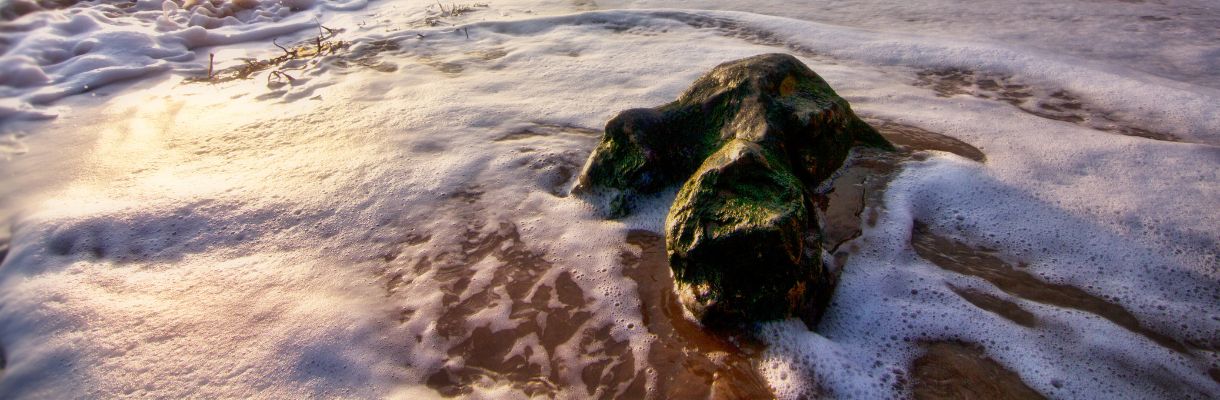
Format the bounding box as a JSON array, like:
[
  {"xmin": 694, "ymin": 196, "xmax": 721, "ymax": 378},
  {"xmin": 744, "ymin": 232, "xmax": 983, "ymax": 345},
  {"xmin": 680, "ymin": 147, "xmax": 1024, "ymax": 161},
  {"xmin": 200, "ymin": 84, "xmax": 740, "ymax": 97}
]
[{"xmin": 0, "ymin": 2, "xmax": 1217, "ymax": 398}]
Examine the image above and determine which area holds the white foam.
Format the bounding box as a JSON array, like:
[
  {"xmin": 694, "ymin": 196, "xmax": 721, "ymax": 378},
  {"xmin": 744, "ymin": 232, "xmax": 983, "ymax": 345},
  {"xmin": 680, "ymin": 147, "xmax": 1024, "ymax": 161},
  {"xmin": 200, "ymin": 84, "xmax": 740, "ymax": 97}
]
[
  {"xmin": 0, "ymin": 0, "xmax": 342, "ymax": 127},
  {"xmin": 761, "ymin": 149, "xmax": 1218, "ymax": 399},
  {"xmin": 593, "ymin": 0, "xmax": 1220, "ymax": 91}
]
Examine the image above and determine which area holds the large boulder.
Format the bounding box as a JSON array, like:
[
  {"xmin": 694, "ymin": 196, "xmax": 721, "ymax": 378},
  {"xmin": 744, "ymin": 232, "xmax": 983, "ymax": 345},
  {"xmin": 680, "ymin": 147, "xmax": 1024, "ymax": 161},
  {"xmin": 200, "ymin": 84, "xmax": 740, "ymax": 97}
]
[
  {"xmin": 574, "ymin": 53, "xmax": 892, "ymax": 329},
  {"xmin": 573, "ymin": 53, "xmax": 890, "ymax": 217}
]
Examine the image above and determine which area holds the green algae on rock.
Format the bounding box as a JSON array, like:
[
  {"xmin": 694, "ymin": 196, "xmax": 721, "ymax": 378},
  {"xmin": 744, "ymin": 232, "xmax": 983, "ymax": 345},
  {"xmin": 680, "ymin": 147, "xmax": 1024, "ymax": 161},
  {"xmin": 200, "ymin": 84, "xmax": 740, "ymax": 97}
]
[
  {"xmin": 573, "ymin": 53, "xmax": 891, "ymax": 218},
  {"xmin": 574, "ymin": 53, "xmax": 892, "ymax": 329}
]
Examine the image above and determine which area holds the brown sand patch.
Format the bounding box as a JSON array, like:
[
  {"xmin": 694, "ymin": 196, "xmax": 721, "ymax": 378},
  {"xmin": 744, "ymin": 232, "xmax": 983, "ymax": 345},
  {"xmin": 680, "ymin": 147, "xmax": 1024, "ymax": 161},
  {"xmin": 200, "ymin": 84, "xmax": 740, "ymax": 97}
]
[
  {"xmin": 912, "ymin": 341, "xmax": 1045, "ymax": 400},
  {"xmin": 910, "ymin": 221, "xmax": 1188, "ymax": 354},
  {"xmin": 624, "ymin": 230, "xmax": 775, "ymax": 399},
  {"xmin": 915, "ymin": 68, "xmax": 1178, "ymax": 142}
]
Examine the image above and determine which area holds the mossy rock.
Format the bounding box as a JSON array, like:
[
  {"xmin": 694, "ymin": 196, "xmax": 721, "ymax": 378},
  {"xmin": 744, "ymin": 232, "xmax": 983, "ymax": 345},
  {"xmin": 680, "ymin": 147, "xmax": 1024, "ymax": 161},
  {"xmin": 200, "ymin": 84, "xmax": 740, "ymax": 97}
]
[
  {"xmin": 575, "ymin": 53, "xmax": 892, "ymax": 329},
  {"xmin": 573, "ymin": 53, "xmax": 891, "ymax": 218}
]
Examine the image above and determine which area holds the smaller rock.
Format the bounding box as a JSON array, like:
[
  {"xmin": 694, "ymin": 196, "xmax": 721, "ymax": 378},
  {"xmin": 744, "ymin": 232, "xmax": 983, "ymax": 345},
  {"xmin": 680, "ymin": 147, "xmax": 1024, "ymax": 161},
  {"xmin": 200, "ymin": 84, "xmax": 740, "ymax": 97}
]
[
  {"xmin": 666, "ymin": 139, "xmax": 827, "ymax": 328},
  {"xmin": 572, "ymin": 107, "xmax": 722, "ymax": 217}
]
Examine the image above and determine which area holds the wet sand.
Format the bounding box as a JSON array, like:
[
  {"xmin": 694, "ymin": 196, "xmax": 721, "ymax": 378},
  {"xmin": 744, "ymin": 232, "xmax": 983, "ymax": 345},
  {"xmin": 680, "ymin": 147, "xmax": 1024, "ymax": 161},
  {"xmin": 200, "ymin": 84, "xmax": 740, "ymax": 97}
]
[
  {"xmin": 911, "ymin": 221, "xmax": 1189, "ymax": 355},
  {"xmin": 401, "ymin": 222, "xmax": 775, "ymax": 398},
  {"xmin": 623, "ymin": 230, "xmax": 775, "ymax": 399},
  {"xmin": 386, "ymin": 120, "xmax": 1205, "ymax": 398},
  {"xmin": 907, "ymin": 222, "xmax": 1220, "ymax": 398},
  {"xmin": 379, "ymin": 180, "xmax": 772, "ymax": 398},
  {"xmin": 911, "ymin": 342, "xmax": 1045, "ymax": 400},
  {"xmin": 914, "ymin": 69, "xmax": 1180, "ymax": 142}
]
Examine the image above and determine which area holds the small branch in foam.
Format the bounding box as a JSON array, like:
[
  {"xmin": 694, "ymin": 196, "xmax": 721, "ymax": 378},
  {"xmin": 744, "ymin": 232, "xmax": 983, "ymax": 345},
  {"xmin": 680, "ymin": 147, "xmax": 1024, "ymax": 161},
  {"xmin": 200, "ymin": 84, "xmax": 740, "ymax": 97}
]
[{"xmin": 188, "ymin": 25, "xmax": 348, "ymax": 84}]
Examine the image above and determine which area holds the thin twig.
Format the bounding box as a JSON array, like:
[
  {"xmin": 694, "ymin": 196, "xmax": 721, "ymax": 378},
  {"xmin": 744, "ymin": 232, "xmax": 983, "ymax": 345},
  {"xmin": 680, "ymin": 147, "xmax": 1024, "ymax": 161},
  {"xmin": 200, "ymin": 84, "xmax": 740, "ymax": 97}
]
[
  {"xmin": 207, "ymin": 53, "xmax": 214, "ymax": 80},
  {"xmin": 273, "ymin": 38, "xmax": 291, "ymax": 55},
  {"xmin": 269, "ymin": 70, "xmax": 296, "ymax": 83}
]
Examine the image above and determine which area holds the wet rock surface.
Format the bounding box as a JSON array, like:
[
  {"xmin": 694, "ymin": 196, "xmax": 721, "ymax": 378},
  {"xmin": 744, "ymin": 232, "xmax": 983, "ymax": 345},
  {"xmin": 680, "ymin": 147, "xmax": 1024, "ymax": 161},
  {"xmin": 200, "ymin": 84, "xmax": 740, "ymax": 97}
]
[
  {"xmin": 666, "ymin": 139, "xmax": 824, "ymax": 328},
  {"xmin": 576, "ymin": 53, "xmax": 892, "ymax": 329}
]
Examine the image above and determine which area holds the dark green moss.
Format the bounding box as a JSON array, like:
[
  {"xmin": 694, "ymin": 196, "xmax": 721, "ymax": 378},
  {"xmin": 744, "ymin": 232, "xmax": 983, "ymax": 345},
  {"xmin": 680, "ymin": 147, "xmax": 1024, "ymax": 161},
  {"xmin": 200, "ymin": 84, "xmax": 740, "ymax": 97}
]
[{"xmin": 575, "ymin": 53, "xmax": 891, "ymax": 218}]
